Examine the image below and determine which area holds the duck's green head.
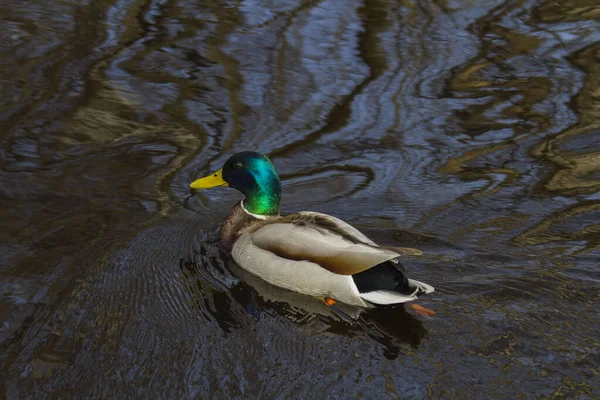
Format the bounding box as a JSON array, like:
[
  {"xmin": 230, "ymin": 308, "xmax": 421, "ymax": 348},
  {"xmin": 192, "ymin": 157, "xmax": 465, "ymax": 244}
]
[{"xmin": 190, "ymin": 151, "xmax": 281, "ymax": 216}]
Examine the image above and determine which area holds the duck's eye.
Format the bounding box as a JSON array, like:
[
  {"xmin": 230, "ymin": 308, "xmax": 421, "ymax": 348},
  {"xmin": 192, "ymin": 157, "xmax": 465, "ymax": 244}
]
[{"xmin": 232, "ymin": 161, "xmax": 243, "ymax": 170}]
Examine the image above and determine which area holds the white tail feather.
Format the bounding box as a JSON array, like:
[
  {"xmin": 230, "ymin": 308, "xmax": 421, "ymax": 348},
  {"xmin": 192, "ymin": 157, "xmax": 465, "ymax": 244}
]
[
  {"xmin": 359, "ymin": 279, "xmax": 434, "ymax": 305},
  {"xmin": 410, "ymin": 279, "xmax": 435, "ymax": 295}
]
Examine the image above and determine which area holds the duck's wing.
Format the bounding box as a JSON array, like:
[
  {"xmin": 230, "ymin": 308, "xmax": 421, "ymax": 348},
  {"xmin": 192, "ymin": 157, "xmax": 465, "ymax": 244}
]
[
  {"xmin": 248, "ymin": 212, "xmax": 417, "ymax": 275},
  {"xmin": 288, "ymin": 212, "xmax": 422, "ymax": 256},
  {"xmin": 288, "ymin": 212, "xmax": 377, "ymax": 245}
]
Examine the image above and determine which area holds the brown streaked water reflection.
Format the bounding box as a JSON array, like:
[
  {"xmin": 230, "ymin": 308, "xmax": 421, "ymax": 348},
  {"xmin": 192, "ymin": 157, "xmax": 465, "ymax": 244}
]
[{"xmin": 1, "ymin": 0, "xmax": 600, "ymax": 398}]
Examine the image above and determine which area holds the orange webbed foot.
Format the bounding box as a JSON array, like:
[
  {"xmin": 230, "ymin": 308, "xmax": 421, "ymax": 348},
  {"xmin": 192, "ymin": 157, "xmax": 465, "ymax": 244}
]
[
  {"xmin": 323, "ymin": 297, "xmax": 337, "ymax": 306},
  {"xmin": 409, "ymin": 303, "xmax": 436, "ymax": 317}
]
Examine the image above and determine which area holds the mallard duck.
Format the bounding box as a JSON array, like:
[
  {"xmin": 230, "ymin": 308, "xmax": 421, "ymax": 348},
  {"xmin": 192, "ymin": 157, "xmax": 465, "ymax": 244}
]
[{"xmin": 190, "ymin": 151, "xmax": 434, "ymax": 308}]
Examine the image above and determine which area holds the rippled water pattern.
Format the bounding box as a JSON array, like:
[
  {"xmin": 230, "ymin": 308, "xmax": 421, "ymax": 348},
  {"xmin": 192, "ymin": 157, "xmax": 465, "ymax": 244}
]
[{"xmin": 1, "ymin": 0, "xmax": 600, "ymax": 398}]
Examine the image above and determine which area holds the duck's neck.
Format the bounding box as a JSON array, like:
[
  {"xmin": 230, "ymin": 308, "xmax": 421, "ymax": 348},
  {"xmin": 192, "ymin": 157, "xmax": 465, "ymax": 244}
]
[
  {"xmin": 221, "ymin": 201, "xmax": 277, "ymax": 250},
  {"xmin": 242, "ymin": 185, "xmax": 281, "ymax": 216}
]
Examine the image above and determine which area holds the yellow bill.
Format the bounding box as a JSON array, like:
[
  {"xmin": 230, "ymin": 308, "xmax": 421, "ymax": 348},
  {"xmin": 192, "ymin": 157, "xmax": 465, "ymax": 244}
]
[{"xmin": 190, "ymin": 169, "xmax": 228, "ymax": 189}]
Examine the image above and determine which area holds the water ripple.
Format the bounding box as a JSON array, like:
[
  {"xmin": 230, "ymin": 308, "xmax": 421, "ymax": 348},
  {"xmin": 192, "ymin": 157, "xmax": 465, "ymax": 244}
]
[{"xmin": 1, "ymin": 0, "xmax": 600, "ymax": 398}]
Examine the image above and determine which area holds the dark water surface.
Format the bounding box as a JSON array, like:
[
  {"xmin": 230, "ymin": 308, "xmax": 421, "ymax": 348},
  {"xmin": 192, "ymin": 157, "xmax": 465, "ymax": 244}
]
[{"xmin": 1, "ymin": 0, "xmax": 600, "ymax": 398}]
